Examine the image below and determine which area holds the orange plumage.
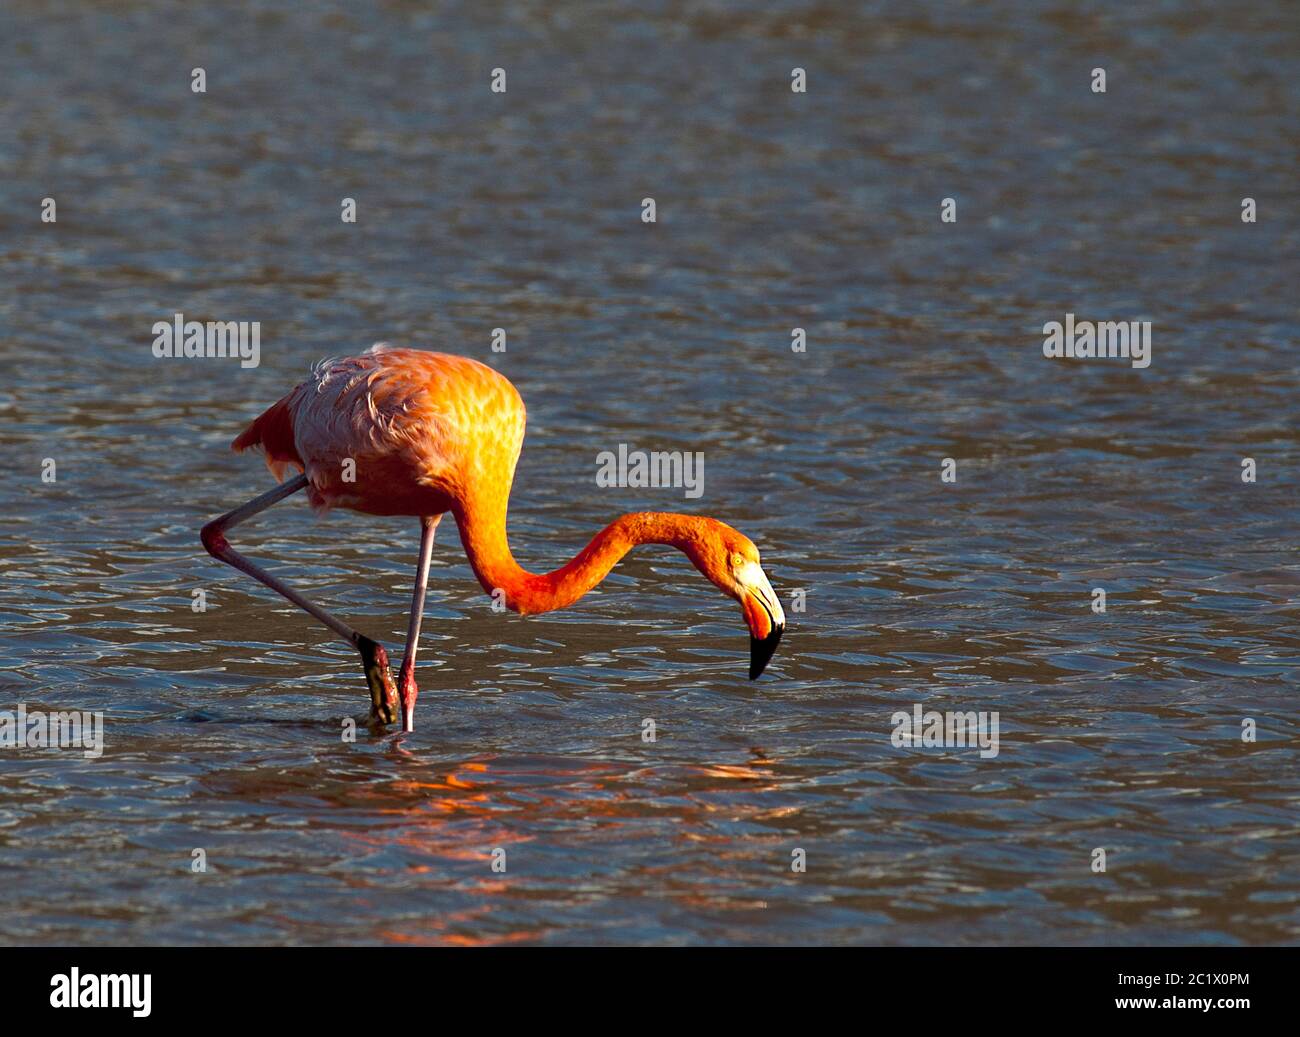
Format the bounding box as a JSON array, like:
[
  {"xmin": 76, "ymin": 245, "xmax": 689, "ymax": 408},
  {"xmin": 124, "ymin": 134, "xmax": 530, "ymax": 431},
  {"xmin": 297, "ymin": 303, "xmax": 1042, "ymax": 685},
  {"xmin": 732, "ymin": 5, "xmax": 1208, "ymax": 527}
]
[{"xmin": 234, "ymin": 346, "xmax": 523, "ymax": 517}]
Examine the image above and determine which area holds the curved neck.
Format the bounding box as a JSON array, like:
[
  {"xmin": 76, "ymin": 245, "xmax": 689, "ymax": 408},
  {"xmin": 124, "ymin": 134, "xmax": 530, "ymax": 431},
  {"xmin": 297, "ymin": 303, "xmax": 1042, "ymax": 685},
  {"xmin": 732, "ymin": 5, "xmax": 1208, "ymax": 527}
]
[{"xmin": 453, "ymin": 490, "xmax": 711, "ymax": 615}]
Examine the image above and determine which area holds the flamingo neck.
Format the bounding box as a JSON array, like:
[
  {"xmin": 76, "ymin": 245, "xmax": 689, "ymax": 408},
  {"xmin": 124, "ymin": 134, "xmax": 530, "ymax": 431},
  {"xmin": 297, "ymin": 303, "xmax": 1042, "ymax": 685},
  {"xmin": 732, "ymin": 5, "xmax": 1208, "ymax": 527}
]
[{"xmin": 453, "ymin": 494, "xmax": 713, "ymax": 615}]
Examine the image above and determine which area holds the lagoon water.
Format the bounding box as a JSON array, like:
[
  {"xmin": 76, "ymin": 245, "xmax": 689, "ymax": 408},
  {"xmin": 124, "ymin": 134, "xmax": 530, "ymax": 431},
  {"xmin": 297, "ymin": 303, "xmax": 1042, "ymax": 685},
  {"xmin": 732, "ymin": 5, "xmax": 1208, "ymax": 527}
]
[{"xmin": 1, "ymin": 1, "xmax": 1297, "ymax": 944}]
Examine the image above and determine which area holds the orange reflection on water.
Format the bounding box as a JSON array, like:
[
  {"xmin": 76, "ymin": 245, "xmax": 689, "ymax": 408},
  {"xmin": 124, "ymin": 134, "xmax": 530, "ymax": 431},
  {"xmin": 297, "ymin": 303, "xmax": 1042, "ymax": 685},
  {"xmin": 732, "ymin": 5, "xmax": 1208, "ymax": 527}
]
[{"xmin": 336, "ymin": 750, "xmax": 792, "ymax": 944}]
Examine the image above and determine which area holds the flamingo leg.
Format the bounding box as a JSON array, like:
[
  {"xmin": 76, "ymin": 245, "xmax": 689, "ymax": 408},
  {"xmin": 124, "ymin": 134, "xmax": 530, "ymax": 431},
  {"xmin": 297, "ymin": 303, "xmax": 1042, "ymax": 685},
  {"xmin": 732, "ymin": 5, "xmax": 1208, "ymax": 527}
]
[
  {"xmin": 397, "ymin": 514, "xmax": 440, "ymax": 732},
  {"xmin": 200, "ymin": 473, "xmax": 401, "ymax": 724}
]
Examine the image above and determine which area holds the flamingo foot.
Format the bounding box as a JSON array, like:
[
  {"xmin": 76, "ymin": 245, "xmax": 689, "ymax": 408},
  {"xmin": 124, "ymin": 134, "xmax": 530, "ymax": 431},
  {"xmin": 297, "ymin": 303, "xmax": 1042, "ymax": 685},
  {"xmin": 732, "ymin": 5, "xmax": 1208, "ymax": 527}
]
[{"xmin": 359, "ymin": 636, "xmax": 399, "ymax": 725}]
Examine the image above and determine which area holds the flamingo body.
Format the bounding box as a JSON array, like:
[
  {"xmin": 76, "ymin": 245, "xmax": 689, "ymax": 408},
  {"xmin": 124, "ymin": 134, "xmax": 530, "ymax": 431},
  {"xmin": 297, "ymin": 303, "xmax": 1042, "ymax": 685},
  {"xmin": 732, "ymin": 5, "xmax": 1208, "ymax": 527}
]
[
  {"xmin": 207, "ymin": 344, "xmax": 785, "ymax": 731},
  {"xmin": 234, "ymin": 345, "xmax": 523, "ymax": 520}
]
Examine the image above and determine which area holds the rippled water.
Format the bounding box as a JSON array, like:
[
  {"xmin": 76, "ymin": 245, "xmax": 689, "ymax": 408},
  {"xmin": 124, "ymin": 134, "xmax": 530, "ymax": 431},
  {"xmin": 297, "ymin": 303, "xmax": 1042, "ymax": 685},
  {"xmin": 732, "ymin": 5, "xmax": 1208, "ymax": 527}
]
[{"xmin": 1, "ymin": 1, "xmax": 1297, "ymax": 944}]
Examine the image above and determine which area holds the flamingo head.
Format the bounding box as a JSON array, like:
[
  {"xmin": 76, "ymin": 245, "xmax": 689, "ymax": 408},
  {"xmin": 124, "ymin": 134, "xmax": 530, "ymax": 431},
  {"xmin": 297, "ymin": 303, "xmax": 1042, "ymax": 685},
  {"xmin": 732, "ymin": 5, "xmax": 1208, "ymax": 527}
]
[{"xmin": 686, "ymin": 524, "xmax": 786, "ymax": 679}]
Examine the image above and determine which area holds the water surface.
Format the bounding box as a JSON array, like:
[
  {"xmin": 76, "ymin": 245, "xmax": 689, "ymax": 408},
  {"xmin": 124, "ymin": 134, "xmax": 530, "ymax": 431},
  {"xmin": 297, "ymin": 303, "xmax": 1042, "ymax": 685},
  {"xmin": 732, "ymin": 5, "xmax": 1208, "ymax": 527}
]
[{"xmin": 1, "ymin": 0, "xmax": 1297, "ymax": 944}]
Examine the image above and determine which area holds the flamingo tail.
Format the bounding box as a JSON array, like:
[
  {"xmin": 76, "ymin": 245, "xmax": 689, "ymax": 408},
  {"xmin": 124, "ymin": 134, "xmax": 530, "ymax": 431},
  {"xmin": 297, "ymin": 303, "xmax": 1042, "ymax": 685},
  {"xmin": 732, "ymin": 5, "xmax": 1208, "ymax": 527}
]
[{"xmin": 231, "ymin": 393, "xmax": 302, "ymax": 481}]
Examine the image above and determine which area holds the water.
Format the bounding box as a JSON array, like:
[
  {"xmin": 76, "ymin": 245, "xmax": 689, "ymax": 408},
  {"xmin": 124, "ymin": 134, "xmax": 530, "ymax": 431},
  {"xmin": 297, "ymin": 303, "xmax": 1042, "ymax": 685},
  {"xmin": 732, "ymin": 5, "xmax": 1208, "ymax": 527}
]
[{"xmin": 1, "ymin": 0, "xmax": 1297, "ymax": 945}]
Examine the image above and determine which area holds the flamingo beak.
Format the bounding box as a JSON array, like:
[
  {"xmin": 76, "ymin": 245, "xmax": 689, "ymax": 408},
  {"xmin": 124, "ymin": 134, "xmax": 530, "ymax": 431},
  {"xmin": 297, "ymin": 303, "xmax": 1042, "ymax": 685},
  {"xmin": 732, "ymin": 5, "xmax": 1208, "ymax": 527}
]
[{"xmin": 738, "ymin": 562, "xmax": 785, "ymax": 679}]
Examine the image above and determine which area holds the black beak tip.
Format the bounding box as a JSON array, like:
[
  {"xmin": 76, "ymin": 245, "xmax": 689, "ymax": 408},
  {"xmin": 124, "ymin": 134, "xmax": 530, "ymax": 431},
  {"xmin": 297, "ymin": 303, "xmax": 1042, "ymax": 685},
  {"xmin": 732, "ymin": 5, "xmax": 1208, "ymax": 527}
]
[{"xmin": 749, "ymin": 624, "xmax": 784, "ymax": 680}]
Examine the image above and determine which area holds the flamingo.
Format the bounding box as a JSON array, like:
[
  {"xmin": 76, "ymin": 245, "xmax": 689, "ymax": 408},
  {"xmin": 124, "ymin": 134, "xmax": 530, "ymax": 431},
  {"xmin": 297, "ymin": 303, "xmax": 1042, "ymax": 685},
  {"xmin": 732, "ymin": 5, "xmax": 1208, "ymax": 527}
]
[{"xmin": 201, "ymin": 345, "xmax": 785, "ymax": 732}]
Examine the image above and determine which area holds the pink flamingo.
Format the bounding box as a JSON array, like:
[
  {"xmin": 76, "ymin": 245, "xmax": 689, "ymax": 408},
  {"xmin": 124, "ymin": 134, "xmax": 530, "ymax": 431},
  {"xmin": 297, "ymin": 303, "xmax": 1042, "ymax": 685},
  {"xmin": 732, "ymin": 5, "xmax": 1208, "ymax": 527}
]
[{"xmin": 201, "ymin": 346, "xmax": 785, "ymax": 731}]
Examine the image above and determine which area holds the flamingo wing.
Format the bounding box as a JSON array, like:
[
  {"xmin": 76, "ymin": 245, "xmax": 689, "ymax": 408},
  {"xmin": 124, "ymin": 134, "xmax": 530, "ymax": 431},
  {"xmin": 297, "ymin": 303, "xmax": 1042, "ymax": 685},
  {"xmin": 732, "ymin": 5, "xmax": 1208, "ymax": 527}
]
[{"xmin": 233, "ymin": 345, "xmax": 525, "ymax": 518}]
